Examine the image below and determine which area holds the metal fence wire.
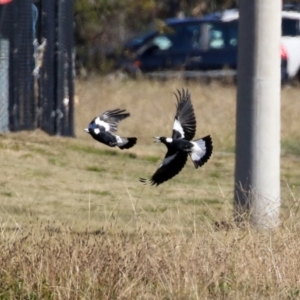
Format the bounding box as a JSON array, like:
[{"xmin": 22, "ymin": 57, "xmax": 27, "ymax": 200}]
[{"xmin": 0, "ymin": 0, "xmax": 74, "ymax": 137}]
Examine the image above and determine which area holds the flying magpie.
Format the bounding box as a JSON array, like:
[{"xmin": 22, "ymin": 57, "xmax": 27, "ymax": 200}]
[
  {"xmin": 84, "ymin": 109, "xmax": 137, "ymax": 150},
  {"xmin": 140, "ymin": 89, "xmax": 213, "ymax": 186}
]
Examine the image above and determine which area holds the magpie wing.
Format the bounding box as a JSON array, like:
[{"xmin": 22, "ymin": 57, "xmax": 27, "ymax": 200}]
[
  {"xmin": 92, "ymin": 109, "xmax": 130, "ymax": 132},
  {"xmin": 140, "ymin": 150, "xmax": 188, "ymax": 186},
  {"xmin": 172, "ymin": 89, "xmax": 196, "ymax": 141}
]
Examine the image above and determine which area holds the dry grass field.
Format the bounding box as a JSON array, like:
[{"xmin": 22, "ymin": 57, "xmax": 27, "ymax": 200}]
[{"xmin": 0, "ymin": 77, "xmax": 300, "ymax": 299}]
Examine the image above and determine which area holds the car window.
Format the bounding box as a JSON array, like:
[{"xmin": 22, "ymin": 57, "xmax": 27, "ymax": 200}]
[
  {"xmin": 201, "ymin": 21, "xmax": 238, "ymax": 50},
  {"xmin": 149, "ymin": 23, "xmax": 202, "ymax": 51},
  {"xmin": 146, "ymin": 21, "xmax": 239, "ymax": 52},
  {"xmin": 167, "ymin": 24, "xmax": 197, "ymax": 51},
  {"xmin": 209, "ymin": 24, "xmax": 225, "ymax": 48},
  {"xmin": 152, "ymin": 36, "xmax": 173, "ymax": 50},
  {"xmin": 282, "ymin": 18, "xmax": 300, "ymax": 36}
]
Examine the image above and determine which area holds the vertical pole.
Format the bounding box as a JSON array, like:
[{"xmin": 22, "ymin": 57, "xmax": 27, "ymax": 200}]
[
  {"xmin": 234, "ymin": 0, "xmax": 281, "ymax": 228},
  {"xmin": 56, "ymin": 0, "xmax": 62, "ymax": 136},
  {"xmin": 67, "ymin": 0, "xmax": 75, "ymax": 137},
  {"xmin": 0, "ymin": 37, "xmax": 9, "ymax": 132}
]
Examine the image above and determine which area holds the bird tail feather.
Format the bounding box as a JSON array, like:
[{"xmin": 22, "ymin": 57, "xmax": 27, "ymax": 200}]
[
  {"xmin": 189, "ymin": 135, "xmax": 213, "ymax": 168},
  {"xmin": 117, "ymin": 137, "xmax": 137, "ymax": 150}
]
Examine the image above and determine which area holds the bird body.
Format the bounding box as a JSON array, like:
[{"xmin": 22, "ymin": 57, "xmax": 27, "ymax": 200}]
[
  {"xmin": 155, "ymin": 137, "xmax": 193, "ymax": 152},
  {"xmin": 140, "ymin": 89, "xmax": 213, "ymax": 186},
  {"xmin": 85, "ymin": 109, "xmax": 137, "ymax": 150}
]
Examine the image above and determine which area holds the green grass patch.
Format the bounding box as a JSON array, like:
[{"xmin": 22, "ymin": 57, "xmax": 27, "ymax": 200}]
[
  {"xmin": 86, "ymin": 166, "xmax": 106, "ymax": 173},
  {"xmin": 127, "ymin": 152, "xmax": 137, "ymax": 159},
  {"xmin": 143, "ymin": 155, "xmax": 161, "ymax": 163},
  {"xmin": 209, "ymin": 170, "xmax": 221, "ymax": 179},
  {"xmin": 282, "ymin": 139, "xmax": 300, "ymax": 155},
  {"xmin": 0, "ymin": 191, "xmax": 13, "ymax": 197}
]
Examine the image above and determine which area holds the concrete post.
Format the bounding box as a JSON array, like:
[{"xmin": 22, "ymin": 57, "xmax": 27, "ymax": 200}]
[
  {"xmin": 234, "ymin": 0, "xmax": 281, "ymax": 228},
  {"xmin": 0, "ymin": 37, "xmax": 9, "ymax": 132}
]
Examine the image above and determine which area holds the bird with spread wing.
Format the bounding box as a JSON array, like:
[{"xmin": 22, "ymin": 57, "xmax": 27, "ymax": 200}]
[
  {"xmin": 84, "ymin": 109, "xmax": 137, "ymax": 150},
  {"xmin": 140, "ymin": 89, "xmax": 212, "ymax": 186}
]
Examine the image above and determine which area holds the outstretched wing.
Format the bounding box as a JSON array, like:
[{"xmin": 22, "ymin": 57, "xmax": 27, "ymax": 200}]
[
  {"xmin": 172, "ymin": 89, "xmax": 196, "ymax": 141},
  {"xmin": 140, "ymin": 150, "xmax": 188, "ymax": 186},
  {"xmin": 92, "ymin": 109, "xmax": 130, "ymax": 132}
]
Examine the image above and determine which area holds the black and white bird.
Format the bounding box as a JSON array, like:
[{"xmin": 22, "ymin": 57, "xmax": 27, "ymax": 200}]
[
  {"xmin": 140, "ymin": 89, "xmax": 212, "ymax": 186},
  {"xmin": 84, "ymin": 109, "xmax": 137, "ymax": 150}
]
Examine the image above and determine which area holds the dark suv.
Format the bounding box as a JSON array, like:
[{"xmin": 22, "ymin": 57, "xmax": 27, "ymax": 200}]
[
  {"xmin": 122, "ymin": 17, "xmax": 238, "ymax": 78},
  {"xmin": 121, "ymin": 9, "xmax": 300, "ymax": 82}
]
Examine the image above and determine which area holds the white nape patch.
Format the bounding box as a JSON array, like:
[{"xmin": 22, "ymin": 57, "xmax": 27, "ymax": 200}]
[
  {"xmin": 95, "ymin": 117, "xmax": 110, "ymax": 131},
  {"xmin": 173, "ymin": 119, "xmax": 185, "ymax": 138},
  {"xmin": 93, "ymin": 128, "xmax": 100, "ymax": 135},
  {"xmin": 166, "ymin": 138, "xmax": 173, "ymax": 143},
  {"xmin": 190, "ymin": 139, "xmax": 206, "ymax": 161}
]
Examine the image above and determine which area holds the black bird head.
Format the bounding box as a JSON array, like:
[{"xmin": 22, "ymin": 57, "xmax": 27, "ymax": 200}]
[{"xmin": 84, "ymin": 122, "xmax": 99, "ymax": 135}]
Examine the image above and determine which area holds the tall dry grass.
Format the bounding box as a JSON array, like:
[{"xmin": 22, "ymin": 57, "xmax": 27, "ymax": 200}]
[
  {"xmin": 1, "ymin": 216, "xmax": 300, "ymax": 299},
  {"xmin": 0, "ymin": 77, "xmax": 300, "ymax": 299}
]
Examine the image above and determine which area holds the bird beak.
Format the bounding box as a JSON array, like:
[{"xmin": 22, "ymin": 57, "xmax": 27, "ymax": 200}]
[
  {"xmin": 153, "ymin": 137, "xmax": 160, "ymax": 143},
  {"xmin": 84, "ymin": 128, "xmax": 89, "ymax": 133}
]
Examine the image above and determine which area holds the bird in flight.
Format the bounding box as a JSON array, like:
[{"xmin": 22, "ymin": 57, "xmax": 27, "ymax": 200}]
[
  {"xmin": 84, "ymin": 109, "xmax": 137, "ymax": 150},
  {"xmin": 140, "ymin": 89, "xmax": 212, "ymax": 186}
]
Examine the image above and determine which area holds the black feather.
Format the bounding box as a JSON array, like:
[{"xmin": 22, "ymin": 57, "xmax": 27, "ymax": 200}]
[{"xmin": 172, "ymin": 89, "xmax": 196, "ymax": 140}]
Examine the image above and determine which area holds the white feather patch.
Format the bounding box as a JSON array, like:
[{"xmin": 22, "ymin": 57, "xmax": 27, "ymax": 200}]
[
  {"xmin": 115, "ymin": 135, "xmax": 123, "ymax": 143},
  {"xmin": 173, "ymin": 119, "xmax": 185, "ymax": 138},
  {"xmin": 95, "ymin": 117, "xmax": 110, "ymax": 131},
  {"xmin": 190, "ymin": 139, "xmax": 206, "ymax": 161},
  {"xmin": 166, "ymin": 138, "xmax": 173, "ymax": 143},
  {"xmin": 93, "ymin": 128, "xmax": 100, "ymax": 135}
]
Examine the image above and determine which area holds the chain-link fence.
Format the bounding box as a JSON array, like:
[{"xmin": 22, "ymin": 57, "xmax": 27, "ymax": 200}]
[
  {"xmin": 0, "ymin": 0, "xmax": 74, "ymax": 136},
  {"xmin": 0, "ymin": 0, "xmax": 36, "ymax": 132}
]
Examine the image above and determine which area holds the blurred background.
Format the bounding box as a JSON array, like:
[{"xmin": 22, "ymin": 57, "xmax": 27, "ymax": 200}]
[
  {"xmin": 1, "ymin": 0, "xmax": 300, "ymax": 138},
  {"xmin": 73, "ymin": 0, "xmax": 238, "ymax": 74}
]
